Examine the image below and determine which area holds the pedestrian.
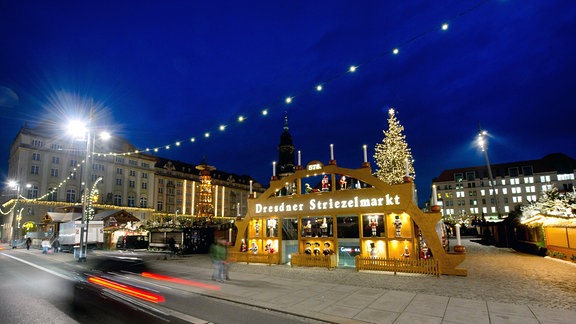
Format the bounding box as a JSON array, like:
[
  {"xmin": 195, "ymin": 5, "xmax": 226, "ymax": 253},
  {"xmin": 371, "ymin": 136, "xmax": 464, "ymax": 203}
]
[
  {"xmin": 52, "ymin": 238, "xmax": 60, "ymax": 253},
  {"xmin": 25, "ymin": 237, "xmax": 32, "ymax": 250},
  {"xmin": 168, "ymin": 237, "xmax": 176, "ymax": 257},
  {"xmin": 210, "ymin": 239, "xmax": 226, "ymax": 282},
  {"xmin": 41, "ymin": 239, "xmax": 51, "ymax": 254}
]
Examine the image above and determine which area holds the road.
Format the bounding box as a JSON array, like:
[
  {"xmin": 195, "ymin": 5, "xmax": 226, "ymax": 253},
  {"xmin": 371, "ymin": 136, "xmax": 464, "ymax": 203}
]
[{"xmin": 0, "ymin": 249, "xmax": 320, "ymax": 324}]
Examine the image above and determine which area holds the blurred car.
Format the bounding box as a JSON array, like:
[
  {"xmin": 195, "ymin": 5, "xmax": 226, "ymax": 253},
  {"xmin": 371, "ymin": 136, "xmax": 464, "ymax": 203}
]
[
  {"xmin": 115, "ymin": 235, "xmax": 149, "ymax": 250},
  {"xmin": 71, "ymin": 255, "xmax": 186, "ymax": 323}
]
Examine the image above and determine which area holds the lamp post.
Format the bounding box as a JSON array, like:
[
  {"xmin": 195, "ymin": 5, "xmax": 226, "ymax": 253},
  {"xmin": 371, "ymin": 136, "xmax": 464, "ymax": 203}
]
[
  {"xmin": 68, "ymin": 108, "xmax": 109, "ymax": 261},
  {"xmin": 477, "ymin": 128, "xmax": 502, "ymax": 217},
  {"xmin": 8, "ymin": 181, "xmax": 30, "ymax": 248}
]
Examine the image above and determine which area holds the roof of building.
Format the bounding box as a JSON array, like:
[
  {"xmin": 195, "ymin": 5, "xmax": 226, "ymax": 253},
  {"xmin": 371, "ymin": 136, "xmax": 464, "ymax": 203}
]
[{"xmin": 433, "ymin": 153, "xmax": 576, "ymax": 182}]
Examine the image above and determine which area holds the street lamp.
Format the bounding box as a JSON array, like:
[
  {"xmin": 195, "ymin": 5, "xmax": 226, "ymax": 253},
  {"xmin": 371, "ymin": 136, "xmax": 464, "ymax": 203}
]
[
  {"xmin": 67, "ymin": 114, "xmax": 108, "ymax": 262},
  {"xmin": 8, "ymin": 181, "xmax": 31, "ymax": 248},
  {"xmin": 477, "ymin": 128, "xmax": 502, "ymax": 217}
]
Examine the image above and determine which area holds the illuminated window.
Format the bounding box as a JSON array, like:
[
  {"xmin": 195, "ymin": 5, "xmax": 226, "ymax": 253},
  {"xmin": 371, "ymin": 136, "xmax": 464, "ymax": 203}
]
[{"xmin": 558, "ymin": 173, "xmax": 575, "ymax": 181}]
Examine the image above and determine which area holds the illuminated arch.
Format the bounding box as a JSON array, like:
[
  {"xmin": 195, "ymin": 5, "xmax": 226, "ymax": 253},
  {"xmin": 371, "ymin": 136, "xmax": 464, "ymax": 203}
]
[{"xmin": 235, "ymin": 163, "xmax": 466, "ymax": 276}]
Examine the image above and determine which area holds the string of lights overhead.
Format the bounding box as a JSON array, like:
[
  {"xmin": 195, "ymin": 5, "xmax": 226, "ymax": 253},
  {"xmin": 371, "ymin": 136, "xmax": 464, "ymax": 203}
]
[
  {"xmin": 99, "ymin": 1, "xmax": 488, "ymax": 158},
  {"xmin": 1, "ymin": 0, "xmax": 489, "ymax": 210}
]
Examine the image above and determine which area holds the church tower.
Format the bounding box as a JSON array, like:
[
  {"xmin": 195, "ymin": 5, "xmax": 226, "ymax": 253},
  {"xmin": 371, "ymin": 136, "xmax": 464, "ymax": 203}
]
[{"xmin": 277, "ymin": 112, "xmax": 295, "ymax": 179}]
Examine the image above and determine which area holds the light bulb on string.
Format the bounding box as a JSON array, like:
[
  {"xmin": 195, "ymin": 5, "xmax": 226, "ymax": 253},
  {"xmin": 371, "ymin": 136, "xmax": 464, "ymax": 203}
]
[
  {"xmin": 316, "ymin": 84, "xmax": 323, "ymax": 92},
  {"xmin": 219, "ymin": 125, "xmax": 226, "ymax": 131},
  {"xmin": 238, "ymin": 116, "xmax": 245, "ymax": 122},
  {"xmin": 349, "ymin": 65, "xmax": 357, "ymax": 72},
  {"xmin": 204, "ymin": 132, "xmax": 210, "ymax": 138},
  {"xmin": 393, "ymin": 48, "xmax": 399, "ymax": 55},
  {"xmin": 262, "ymin": 109, "xmax": 268, "ymax": 116},
  {"xmin": 285, "ymin": 97, "xmax": 292, "ymax": 104},
  {"xmin": 442, "ymin": 23, "xmax": 449, "ymax": 30}
]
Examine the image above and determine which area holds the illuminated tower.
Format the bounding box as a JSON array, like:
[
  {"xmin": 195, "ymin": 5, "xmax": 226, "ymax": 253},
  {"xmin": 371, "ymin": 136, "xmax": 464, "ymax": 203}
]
[
  {"xmin": 195, "ymin": 160, "xmax": 216, "ymax": 220},
  {"xmin": 277, "ymin": 112, "xmax": 295, "ymax": 178}
]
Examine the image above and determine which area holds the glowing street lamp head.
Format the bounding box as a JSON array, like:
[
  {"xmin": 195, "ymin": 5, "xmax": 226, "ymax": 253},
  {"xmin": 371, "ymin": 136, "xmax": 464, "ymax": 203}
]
[{"xmin": 67, "ymin": 120, "xmax": 88, "ymax": 139}]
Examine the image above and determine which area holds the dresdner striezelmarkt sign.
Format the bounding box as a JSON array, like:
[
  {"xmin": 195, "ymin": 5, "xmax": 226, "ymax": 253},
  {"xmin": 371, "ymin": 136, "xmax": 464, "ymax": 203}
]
[{"xmin": 254, "ymin": 193, "xmax": 400, "ymax": 215}]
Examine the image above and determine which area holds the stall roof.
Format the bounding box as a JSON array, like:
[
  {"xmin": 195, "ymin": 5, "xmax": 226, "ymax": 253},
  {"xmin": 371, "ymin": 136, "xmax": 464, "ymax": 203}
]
[{"xmin": 43, "ymin": 212, "xmax": 82, "ymax": 223}]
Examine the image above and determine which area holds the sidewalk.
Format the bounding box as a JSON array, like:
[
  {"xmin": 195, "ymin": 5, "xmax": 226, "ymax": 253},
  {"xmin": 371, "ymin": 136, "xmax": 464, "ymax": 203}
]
[{"xmin": 5, "ymin": 238, "xmax": 576, "ymax": 323}]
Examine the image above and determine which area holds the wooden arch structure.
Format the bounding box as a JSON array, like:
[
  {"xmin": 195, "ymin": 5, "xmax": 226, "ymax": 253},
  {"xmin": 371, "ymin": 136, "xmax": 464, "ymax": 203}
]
[{"xmin": 232, "ymin": 161, "xmax": 467, "ymax": 276}]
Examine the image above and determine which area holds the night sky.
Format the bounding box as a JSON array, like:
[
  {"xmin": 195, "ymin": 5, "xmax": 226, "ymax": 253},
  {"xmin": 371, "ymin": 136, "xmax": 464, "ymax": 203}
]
[{"xmin": 1, "ymin": 1, "xmax": 575, "ymax": 206}]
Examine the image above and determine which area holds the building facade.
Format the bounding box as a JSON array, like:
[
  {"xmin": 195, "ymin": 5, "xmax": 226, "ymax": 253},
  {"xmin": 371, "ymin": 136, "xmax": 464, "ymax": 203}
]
[
  {"xmin": 1, "ymin": 124, "xmax": 265, "ymax": 242},
  {"xmin": 432, "ymin": 153, "xmax": 576, "ymax": 220}
]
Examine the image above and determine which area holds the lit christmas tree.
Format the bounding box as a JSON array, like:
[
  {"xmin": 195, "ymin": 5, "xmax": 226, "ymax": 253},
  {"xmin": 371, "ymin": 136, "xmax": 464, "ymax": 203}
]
[{"xmin": 373, "ymin": 108, "xmax": 415, "ymax": 184}]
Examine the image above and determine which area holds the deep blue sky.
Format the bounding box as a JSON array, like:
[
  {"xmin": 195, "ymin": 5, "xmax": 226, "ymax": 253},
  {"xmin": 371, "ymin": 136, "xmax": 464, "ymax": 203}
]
[{"xmin": 1, "ymin": 1, "xmax": 575, "ymax": 206}]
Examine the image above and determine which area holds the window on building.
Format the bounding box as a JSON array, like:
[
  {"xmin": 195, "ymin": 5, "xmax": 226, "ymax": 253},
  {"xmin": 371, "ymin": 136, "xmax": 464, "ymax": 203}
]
[
  {"xmin": 70, "ymin": 159, "xmax": 78, "ymax": 167},
  {"xmin": 31, "ymin": 139, "xmax": 44, "ymax": 147},
  {"xmin": 142, "ymin": 172, "xmax": 148, "ymax": 179},
  {"xmin": 527, "ymin": 195, "xmax": 537, "ymax": 202},
  {"xmin": 113, "ymin": 194, "xmax": 122, "ymax": 206},
  {"xmin": 558, "ymin": 173, "xmax": 575, "ymax": 181},
  {"xmin": 142, "ymin": 182, "xmax": 147, "ymax": 189},
  {"xmin": 50, "ymin": 143, "xmax": 63, "ymax": 150},
  {"xmin": 508, "ymin": 167, "xmax": 519, "ymax": 177},
  {"xmin": 116, "ymin": 168, "xmax": 123, "ymax": 175},
  {"xmin": 140, "ymin": 197, "xmax": 147, "ymax": 208},
  {"xmin": 27, "ymin": 185, "xmax": 39, "ymax": 198},
  {"xmin": 129, "ymin": 180, "xmax": 135, "ymax": 188},
  {"xmin": 142, "ymin": 162, "xmax": 150, "ymax": 168},
  {"xmin": 502, "ymin": 188, "xmax": 508, "ymax": 194},
  {"xmin": 510, "ymin": 178, "xmax": 520, "ymax": 185},
  {"xmin": 541, "ymin": 184, "xmax": 552, "ymax": 191},
  {"xmin": 50, "ymin": 168, "xmax": 59, "ymax": 177},
  {"xmin": 31, "ymin": 165, "xmax": 39, "ymax": 175},
  {"xmin": 129, "ymin": 159, "xmax": 137, "ymax": 166},
  {"xmin": 52, "ymin": 156, "xmax": 60, "ymax": 164},
  {"xmin": 466, "ymin": 172, "xmax": 475, "ymax": 181},
  {"xmin": 524, "ymin": 176, "xmax": 534, "ymax": 184},
  {"xmin": 116, "ymin": 178, "xmax": 122, "ymax": 185},
  {"xmin": 522, "ymin": 166, "xmax": 533, "ymax": 176},
  {"xmin": 454, "ymin": 173, "xmax": 463, "ymax": 182},
  {"xmin": 32, "ymin": 152, "xmax": 41, "ymax": 161},
  {"xmin": 540, "ymin": 175, "xmax": 551, "ymax": 183},
  {"xmin": 158, "ymin": 179, "xmax": 164, "ymax": 185},
  {"xmin": 129, "ymin": 170, "xmax": 136, "ymax": 177},
  {"xmin": 116, "ymin": 157, "xmax": 125, "ymax": 164},
  {"xmin": 66, "ymin": 189, "xmax": 76, "ymax": 203},
  {"xmin": 158, "ymin": 187, "xmax": 163, "ymax": 194},
  {"xmin": 157, "ymin": 200, "xmax": 163, "ymax": 211},
  {"xmin": 128, "ymin": 195, "xmax": 135, "ymax": 207},
  {"xmin": 48, "ymin": 188, "xmax": 57, "ymax": 201}
]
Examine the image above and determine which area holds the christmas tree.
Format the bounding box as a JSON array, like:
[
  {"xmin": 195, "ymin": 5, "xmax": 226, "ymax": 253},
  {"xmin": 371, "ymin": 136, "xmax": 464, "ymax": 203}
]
[{"xmin": 373, "ymin": 108, "xmax": 415, "ymax": 184}]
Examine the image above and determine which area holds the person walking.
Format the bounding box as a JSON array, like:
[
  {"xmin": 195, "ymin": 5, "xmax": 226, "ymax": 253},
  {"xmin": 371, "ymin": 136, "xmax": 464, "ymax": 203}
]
[
  {"xmin": 41, "ymin": 239, "xmax": 51, "ymax": 254},
  {"xmin": 210, "ymin": 239, "xmax": 226, "ymax": 282},
  {"xmin": 52, "ymin": 238, "xmax": 60, "ymax": 253},
  {"xmin": 168, "ymin": 237, "xmax": 176, "ymax": 257},
  {"xmin": 25, "ymin": 237, "xmax": 32, "ymax": 250}
]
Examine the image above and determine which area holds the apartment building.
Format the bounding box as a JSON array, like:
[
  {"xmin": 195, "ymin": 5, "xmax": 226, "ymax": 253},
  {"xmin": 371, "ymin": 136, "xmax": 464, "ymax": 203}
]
[
  {"xmin": 432, "ymin": 153, "xmax": 576, "ymax": 219},
  {"xmin": 1, "ymin": 123, "xmax": 264, "ymax": 241}
]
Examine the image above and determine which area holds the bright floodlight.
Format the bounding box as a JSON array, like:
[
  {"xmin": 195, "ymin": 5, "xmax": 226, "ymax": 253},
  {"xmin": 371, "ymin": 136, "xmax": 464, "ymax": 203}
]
[
  {"xmin": 99, "ymin": 131, "xmax": 111, "ymax": 140},
  {"xmin": 67, "ymin": 120, "xmax": 88, "ymax": 138}
]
